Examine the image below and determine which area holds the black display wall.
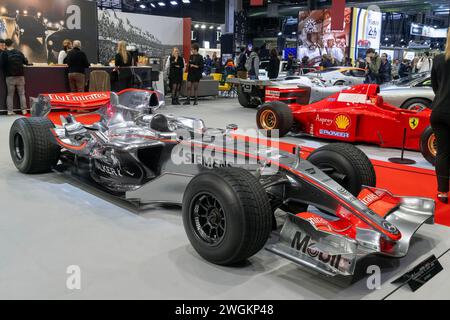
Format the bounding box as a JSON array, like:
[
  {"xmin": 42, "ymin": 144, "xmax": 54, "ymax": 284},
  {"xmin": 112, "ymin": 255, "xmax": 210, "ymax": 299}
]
[{"xmin": 0, "ymin": 0, "xmax": 98, "ymax": 63}]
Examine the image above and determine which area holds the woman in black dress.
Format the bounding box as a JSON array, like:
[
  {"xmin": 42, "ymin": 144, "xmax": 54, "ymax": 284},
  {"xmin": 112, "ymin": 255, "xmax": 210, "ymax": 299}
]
[
  {"xmin": 184, "ymin": 43, "xmax": 204, "ymax": 106},
  {"xmin": 430, "ymin": 30, "xmax": 450, "ymax": 203},
  {"xmin": 168, "ymin": 47, "xmax": 184, "ymax": 105},
  {"xmin": 267, "ymin": 48, "xmax": 280, "ymax": 80},
  {"xmin": 115, "ymin": 41, "xmax": 133, "ymax": 91}
]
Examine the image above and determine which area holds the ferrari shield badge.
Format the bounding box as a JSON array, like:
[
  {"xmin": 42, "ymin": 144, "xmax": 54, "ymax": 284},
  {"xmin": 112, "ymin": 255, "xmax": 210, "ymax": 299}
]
[{"xmin": 409, "ymin": 117, "xmax": 419, "ymax": 130}]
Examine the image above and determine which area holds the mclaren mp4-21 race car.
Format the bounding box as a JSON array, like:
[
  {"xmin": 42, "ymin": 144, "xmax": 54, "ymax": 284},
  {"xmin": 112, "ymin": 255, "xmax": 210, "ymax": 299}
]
[
  {"xmin": 9, "ymin": 89, "xmax": 435, "ymax": 277},
  {"xmin": 256, "ymin": 84, "xmax": 436, "ymax": 165}
]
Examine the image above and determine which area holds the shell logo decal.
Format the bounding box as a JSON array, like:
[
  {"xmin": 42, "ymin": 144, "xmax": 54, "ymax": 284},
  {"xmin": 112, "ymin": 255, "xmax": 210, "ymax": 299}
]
[
  {"xmin": 409, "ymin": 117, "xmax": 419, "ymax": 130},
  {"xmin": 335, "ymin": 115, "xmax": 351, "ymax": 131}
]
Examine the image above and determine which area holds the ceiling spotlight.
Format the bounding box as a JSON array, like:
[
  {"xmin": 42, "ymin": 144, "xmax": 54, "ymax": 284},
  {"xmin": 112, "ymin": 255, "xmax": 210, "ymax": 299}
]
[
  {"xmin": 150, "ymin": 3, "xmax": 156, "ymax": 8},
  {"xmin": 201, "ymin": 25, "xmax": 206, "ymax": 29},
  {"xmin": 182, "ymin": 0, "xmax": 191, "ymax": 3},
  {"xmin": 140, "ymin": 4, "xmax": 146, "ymax": 8},
  {"xmin": 217, "ymin": 26, "xmax": 221, "ymax": 30},
  {"xmin": 209, "ymin": 26, "xmax": 214, "ymax": 29},
  {"xmin": 194, "ymin": 24, "xmax": 199, "ymax": 28},
  {"xmin": 158, "ymin": 2, "xmax": 166, "ymax": 6},
  {"xmin": 170, "ymin": 1, "xmax": 178, "ymax": 5},
  {"xmin": 277, "ymin": 32, "xmax": 282, "ymax": 36}
]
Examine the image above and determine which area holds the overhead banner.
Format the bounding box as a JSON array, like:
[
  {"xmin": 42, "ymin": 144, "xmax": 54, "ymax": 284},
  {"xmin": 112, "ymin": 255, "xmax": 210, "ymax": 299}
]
[
  {"xmin": 98, "ymin": 10, "xmax": 183, "ymax": 65},
  {"xmin": 350, "ymin": 8, "xmax": 382, "ymax": 62},
  {"xmin": 0, "ymin": 0, "xmax": 98, "ymax": 64},
  {"xmin": 411, "ymin": 23, "xmax": 449, "ymax": 38},
  {"xmin": 331, "ymin": 0, "xmax": 346, "ymax": 31},
  {"xmin": 297, "ymin": 8, "xmax": 352, "ymax": 66}
]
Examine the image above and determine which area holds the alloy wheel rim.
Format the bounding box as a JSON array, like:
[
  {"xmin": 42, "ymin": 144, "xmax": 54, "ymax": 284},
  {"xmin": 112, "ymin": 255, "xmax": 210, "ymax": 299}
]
[
  {"xmin": 14, "ymin": 133, "xmax": 25, "ymax": 161},
  {"xmin": 428, "ymin": 134, "xmax": 437, "ymax": 157},
  {"xmin": 191, "ymin": 193, "xmax": 226, "ymax": 245},
  {"xmin": 260, "ymin": 110, "xmax": 277, "ymax": 129}
]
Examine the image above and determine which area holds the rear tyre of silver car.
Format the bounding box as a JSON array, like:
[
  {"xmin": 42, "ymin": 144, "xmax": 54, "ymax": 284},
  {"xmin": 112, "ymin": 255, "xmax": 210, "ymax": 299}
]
[
  {"xmin": 420, "ymin": 126, "xmax": 436, "ymax": 166},
  {"xmin": 257, "ymin": 101, "xmax": 293, "ymax": 138},
  {"xmin": 9, "ymin": 117, "xmax": 60, "ymax": 174},
  {"xmin": 401, "ymin": 98, "xmax": 431, "ymax": 111},
  {"xmin": 182, "ymin": 168, "xmax": 272, "ymax": 266},
  {"xmin": 307, "ymin": 143, "xmax": 376, "ymax": 196}
]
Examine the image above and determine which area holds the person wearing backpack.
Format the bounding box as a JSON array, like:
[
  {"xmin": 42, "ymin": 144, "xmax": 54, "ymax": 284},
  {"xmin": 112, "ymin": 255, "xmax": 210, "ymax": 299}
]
[
  {"xmin": 236, "ymin": 47, "xmax": 248, "ymax": 79},
  {"xmin": 4, "ymin": 39, "xmax": 29, "ymax": 115},
  {"xmin": 246, "ymin": 47, "xmax": 260, "ymax": 80}
]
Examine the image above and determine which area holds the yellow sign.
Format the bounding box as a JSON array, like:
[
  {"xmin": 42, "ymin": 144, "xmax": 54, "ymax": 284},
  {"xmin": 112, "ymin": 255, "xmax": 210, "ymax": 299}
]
[
  {"xmin": 335, "ymin": 115, "xmax": 351, "ymax": 130},
  {"xmin": 409, "ymin": 118, "xmax": 419, "ymax": 130}
]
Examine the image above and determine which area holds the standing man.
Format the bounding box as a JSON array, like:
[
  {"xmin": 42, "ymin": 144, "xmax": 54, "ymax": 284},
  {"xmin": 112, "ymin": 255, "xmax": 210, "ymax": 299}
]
[
  {"xmin": 246, "ymin": 47, "xmax": 260, "ymax": 80},
  {"xmin": 4, "ymin": 39, "xmax": 29, "ymax": 115},
  {"xmin": 364, "ymin": 48, "xmax": 381, "ymax": 84},
  {"xmin": 65, "ymin": 40, "xmax": 90, "ymax": 92},
  {"xmin": 379, "ymin": 53, "xmax": 392, "ymax": 84}
]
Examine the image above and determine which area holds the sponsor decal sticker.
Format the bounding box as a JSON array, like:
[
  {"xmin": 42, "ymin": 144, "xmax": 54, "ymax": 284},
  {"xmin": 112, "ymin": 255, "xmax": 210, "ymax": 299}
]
[
  {"xmin": 319, "ymin": 129, "xmax": 350, "ymax": 139},
  {"xmin": 335, "ymin": 114, "xmax": 351, "ymax": 130},
  {"xmin": 315, "ymin": 114, "xmax": 334, "ymax": 126},
  {"xmin": 409, "ymin": 117, "xmax": 419, "ymax": 130},
  {"xmin": 266, "ymin": 90, "xmax": 280, "ymax": 97}
]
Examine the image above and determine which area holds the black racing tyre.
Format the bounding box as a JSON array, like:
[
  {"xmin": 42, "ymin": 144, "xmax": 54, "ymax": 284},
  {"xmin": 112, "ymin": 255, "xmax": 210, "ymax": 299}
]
[
  {"xmin": 334, "ymin": 80, "xmax": 346, "ymax": 86},
  {"xmin": 182, "ymin": 167, "xmax": 272, "ymax": 266},
  {"xmin": 307, "ymin": 143, "xmax": 376, "ymax": 196},
  {"xmin": 420, "ymin": 126, "xmax": 436, "ymax": 165},
  {"xmin": 257, "ymin": 101, "xmax": 293, "ymax": 138},
  {"xmin": 9, "ymin": 117, "xmax": 60, "ymax": 174},
  {"xmin": 237, "ymin": 86, "xmax": 258, "ymax": 108},
  {"xmin": 401, "ymin": 98, "xmax": 431, "ymax": 111}
]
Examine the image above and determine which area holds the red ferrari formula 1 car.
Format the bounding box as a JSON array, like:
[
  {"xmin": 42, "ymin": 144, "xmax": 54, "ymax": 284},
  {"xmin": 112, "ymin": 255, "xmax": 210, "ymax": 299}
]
[{"xmin": 256, "ymin": 84, "xmax": 436, "ymax": 165}]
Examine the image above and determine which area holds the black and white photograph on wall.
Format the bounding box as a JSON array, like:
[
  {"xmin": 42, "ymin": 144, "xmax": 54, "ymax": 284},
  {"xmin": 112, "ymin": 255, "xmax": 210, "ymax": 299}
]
[
  {"xmin": 0, "ymin": 0, "xmax": 98, "ymax": 64},
  {"xmin": 97, "ymin": 9, "xmax": 183, "ymax": 66}
]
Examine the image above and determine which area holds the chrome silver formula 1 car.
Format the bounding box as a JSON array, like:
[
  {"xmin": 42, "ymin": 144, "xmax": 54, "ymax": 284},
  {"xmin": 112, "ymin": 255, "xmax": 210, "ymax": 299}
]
[{"xmin": 9, "ymin": 90, "xmax": 435, "ymax": 277}]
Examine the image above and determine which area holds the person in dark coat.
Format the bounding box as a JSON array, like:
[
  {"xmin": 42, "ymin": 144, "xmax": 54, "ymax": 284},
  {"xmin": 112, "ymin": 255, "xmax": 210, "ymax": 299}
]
[
  {"xmin": 65, "ymin": 40, "xmax": 90, "ymax": 92},
  {"xmin": 398, "ymin": 60, "xmax": 411, "ymax": 78},
  {"xmin": 379, "ymin": 53, "xmax": 392, "ymax": 84},
  {"xmin": 430, "ymin": 31, "xmax": 450, "ymax": 203},
  {"xmin": 184, "ymin": 43, "xmax": 204, "ymax": 106},
  {"xmin": 267, "ymin": 49, "xmax": 280, "ymax": 80},
  {"xmin": 168, "ymin": 47, "xmax": 184, "ymax": 105}
]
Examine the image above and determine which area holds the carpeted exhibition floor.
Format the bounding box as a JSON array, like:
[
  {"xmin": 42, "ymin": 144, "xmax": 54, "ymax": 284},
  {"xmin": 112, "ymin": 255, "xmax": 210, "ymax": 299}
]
[{"xmin": 0, "ymin": 97, "xmax": 449, "ymax": 300}]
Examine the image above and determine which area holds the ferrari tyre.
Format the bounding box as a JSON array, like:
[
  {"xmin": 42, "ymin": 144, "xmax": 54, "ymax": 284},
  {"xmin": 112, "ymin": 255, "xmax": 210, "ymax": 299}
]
[
  {"xmin": 334, "ymin": 80, "xmax": 345, "ymax": 86},
  {"xmin": 237, "ymin": 86, "xmax": 258, "ymax": 108},
  {"xmin": 307, "ymin": 143, "xmax": 376, "ymax": 196},
  {"xmin": 9, "ymin": 117, "xmax": 60, "ymax": 174},
  {"xmin": 420, "ymin": 126, "xmax": 436, "ymax": 165},
  {"xmin": 257, "ymin": 102, "xmax": 293, "ymax": 138},
  {"xmin": 182, "ymin": 167, "xmax": 272, "ymax": 266},
  {"xmin": 401, "ymin": 98, "xmax": 431, "ymax": 111}
]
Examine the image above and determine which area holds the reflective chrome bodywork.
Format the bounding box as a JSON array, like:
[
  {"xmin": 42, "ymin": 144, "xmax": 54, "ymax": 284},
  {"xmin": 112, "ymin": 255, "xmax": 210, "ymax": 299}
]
[{"xmin": 47, "ymin": 90, "xmax": 434, "ymax": 277}]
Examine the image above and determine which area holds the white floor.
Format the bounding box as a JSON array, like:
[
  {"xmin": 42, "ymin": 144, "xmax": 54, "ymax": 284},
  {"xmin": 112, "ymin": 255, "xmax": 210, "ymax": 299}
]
[{"xmin": 0, "ymin": 98, "xmax": 447, "ymax": 300}]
